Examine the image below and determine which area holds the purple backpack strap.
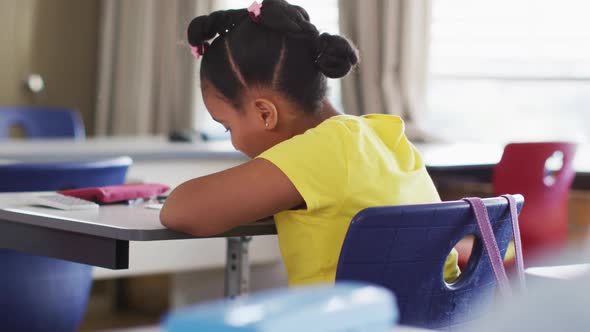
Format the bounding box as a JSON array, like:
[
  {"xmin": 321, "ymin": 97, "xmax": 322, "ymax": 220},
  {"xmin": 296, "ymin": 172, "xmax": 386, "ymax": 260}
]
[
  {"xmin": 501, "ymin": 194, "xmax": 526, "ymax": 291},
  {"xmin": 463, "ymin": 197, "xmax": 512, "ymax": 297}
]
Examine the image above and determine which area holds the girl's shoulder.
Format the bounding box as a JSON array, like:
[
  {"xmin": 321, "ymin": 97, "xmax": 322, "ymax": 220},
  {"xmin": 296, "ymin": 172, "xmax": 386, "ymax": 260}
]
[
  {"xmin": 316, "ymin": 114, "xmax": 405, "ymax": 137},
  {"xmin": 322, "ymin": 113, "xmax": 403, "ymax": 127},
  {"xmin": 261, "ymin": 114, "xmax": 407, "ymax": 158}
]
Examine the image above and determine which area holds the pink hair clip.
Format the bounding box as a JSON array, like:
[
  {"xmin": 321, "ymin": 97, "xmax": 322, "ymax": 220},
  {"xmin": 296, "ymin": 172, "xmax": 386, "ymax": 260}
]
[
  {"xmin": 190, "ymin": 43, "xmax": 208, "ymax": 60},
  {"xmin": 248, "ymin": 1, "xmax": 262, "ymax": 23}
]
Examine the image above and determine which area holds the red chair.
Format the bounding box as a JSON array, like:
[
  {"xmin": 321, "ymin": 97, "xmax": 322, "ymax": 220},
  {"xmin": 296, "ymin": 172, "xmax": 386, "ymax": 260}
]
[{"xmin": 458, "ymin": 142, "xmax": 577, "ymax": 269}]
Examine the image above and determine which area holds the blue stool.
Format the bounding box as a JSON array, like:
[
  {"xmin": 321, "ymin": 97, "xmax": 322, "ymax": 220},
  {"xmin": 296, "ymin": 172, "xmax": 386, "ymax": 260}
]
[
  {"xmin": 336, "ymin": 195, "xmax": 524, "ymax": 330},
  {"xmin": 0, "ymin": 157, "xmax": 132, "ymax": 332},
  {"xmin": 163, "ymin": 282, "xmax": 398, "ymax": 332},
  {"xmin": 0, "ymin": 156, "xmax": 132, "ymax": 191},
  {"xmin": 0, "ymin": 106, "xmax": 85, "ymax": 139}
]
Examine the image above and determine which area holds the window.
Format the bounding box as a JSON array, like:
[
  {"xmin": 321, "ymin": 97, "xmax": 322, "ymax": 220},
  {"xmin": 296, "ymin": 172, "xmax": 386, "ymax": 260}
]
[
  {"xmin": 197, "ymin": 0, "xmax": 340, "ymax": 136},
  {"xmin": 425, "ymin": 0, "xmax": 590, "ymax": 143}
]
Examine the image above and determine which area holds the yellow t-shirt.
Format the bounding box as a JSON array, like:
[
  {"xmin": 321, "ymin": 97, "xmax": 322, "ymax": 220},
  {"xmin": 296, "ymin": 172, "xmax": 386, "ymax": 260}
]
[{"xmin": 257, "ymin": 114, "xmax": 460, "ymax": 286}]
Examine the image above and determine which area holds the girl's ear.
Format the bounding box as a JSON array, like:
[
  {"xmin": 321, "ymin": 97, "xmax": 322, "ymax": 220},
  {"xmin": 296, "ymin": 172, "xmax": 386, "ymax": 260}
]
[{"xmin": 253, "ymin": 98, "xmax": 279, "ymax": 130}]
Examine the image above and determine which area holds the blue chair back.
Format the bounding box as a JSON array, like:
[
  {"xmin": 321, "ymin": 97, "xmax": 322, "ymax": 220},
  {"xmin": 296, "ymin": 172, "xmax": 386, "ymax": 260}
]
[
  {"xmin": 0, "ymin": 106, "xmax": 85, "ymax": 139},
  {"xmin": 0, "ymin": 156, "xmax": 132, "ymax": 192},
  {"xmin": 163, "ymin": 282, "xmax": 397, "ymax": 332},
  {"xmin": 336, "ymin": 195, "xmax": 524, "ymax": 331},
  {"xmin": 0, "ymin": 156, "xmax": 132, "ymax": 332}
]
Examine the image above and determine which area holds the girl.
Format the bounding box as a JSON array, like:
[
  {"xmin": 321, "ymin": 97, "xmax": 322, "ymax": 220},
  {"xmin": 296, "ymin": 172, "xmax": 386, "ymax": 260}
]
[{"xmin": 161, "ymin": 0, "xmax": 459, "ymax": 286}]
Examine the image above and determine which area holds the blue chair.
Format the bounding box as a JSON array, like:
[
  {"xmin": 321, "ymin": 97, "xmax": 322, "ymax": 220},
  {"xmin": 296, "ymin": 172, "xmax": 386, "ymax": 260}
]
[
  {"xmin": 336, "ymin": 195, "xmax": 524, "ymax": 331},
  {"xmin": 0, "ymin": 106, "xmax": 85, "ymax": 139},
  {"xmin": 0, "ymin": 156, "xmax": 132, "ymax": 332},
  {"xmin": 163, "ymin": 282, "xmax": 397, "ymax": 332},
  {"xmin": 0, "ymin": 156, "xmax": 132, "ymax": 192}
]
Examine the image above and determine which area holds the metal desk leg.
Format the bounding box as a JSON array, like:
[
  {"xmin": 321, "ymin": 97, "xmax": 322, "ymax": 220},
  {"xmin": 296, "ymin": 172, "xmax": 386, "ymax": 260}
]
[{"xmin": 225, "ymin": 236, "xmax": 252, "ymax": 299}]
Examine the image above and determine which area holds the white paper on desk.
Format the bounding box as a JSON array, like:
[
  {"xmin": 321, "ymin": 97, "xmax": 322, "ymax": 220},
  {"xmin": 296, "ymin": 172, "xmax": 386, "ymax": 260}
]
[{"xmin": 145, "ymin": 204, "xmax": 164, "ymax": 210}]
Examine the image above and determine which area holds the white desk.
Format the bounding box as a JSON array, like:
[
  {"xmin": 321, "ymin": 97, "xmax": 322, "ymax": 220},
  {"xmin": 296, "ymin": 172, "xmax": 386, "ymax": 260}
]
[
  {"xmin": 0, "ymin": 136, "xmax": 246, "ymax": 189},
  {"xmin": 1, "ymin": 137, "xmax": 286, "ymax": 284},
  {"xmin": 0, "ymin": 192, "xmax": 276, "ymax": 297},
  {"xmin": 0, "ymin": 136, "xmax": 244, "ymax": 161},
  {"xmin": 2, "ymin": 137, "xmax": 588, "ymax": 172},
  {"xmin": 415, "ymin": 142, "xmax": 590, "ymax": 172},
  {"xmin": 415, "ymin": 142, "xmax": 590, "ymax": 191}
]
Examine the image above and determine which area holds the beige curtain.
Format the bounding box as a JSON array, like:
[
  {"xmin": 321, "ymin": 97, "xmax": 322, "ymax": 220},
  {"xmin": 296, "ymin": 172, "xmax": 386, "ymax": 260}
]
[
  {"xmin": 95, "ymin": 0, "xmax": 214, "ymax": 136},
  {"xmin": 339, "ymin": 0, "xmax": 433, "ymax": 141}
]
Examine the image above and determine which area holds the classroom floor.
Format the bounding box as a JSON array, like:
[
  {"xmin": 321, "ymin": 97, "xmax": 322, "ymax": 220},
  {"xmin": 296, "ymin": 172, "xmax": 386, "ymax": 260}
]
[
  {"xmin": 79, "ymin": 277, "xmax": 167, "ymax": 332},
  {"xmin": 80, "ymin": 312, "xmax": 158, "ymax": 332},
  {"xmin": 80, "ymin": 262, "xmax": 289, "ymax": 331}
]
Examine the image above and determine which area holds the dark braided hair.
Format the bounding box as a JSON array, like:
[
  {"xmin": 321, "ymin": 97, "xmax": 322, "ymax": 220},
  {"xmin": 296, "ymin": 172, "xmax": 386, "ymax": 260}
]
[{"xmin": 187, "ymin": 0, "xmax": 359, "ymax": 112}]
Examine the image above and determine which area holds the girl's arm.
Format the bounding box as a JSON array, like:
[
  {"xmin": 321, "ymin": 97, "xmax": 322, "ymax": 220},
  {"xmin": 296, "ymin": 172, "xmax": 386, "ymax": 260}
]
[{"xmin": 160, "ymin": 158, "xmax": 303, "ymax": 236}]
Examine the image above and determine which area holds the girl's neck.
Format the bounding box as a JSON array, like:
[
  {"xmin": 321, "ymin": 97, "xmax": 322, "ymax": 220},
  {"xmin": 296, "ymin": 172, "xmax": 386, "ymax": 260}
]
[{"xmin": 288, "ymin": 99, "xmax": 341, "ymax": 137}]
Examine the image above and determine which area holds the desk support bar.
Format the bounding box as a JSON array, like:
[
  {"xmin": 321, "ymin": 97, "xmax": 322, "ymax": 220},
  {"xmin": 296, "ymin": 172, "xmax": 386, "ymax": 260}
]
[
  {"xmin": 0, "ymin": 220, "xmax": 129, "ymax": 269},
  {"xmin": 224, "ymin": 236, "xmax": 252, "ymax": 299}
]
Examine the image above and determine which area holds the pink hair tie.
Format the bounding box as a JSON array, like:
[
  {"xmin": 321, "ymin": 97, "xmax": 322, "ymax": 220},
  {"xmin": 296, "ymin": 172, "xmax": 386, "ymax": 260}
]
[
  {"xmin": 248, "ymin": 1, "xmax": 262, "ymax": 23},
  {"xmin": 190, "ymin": 43, "xmax": 208, "ymax": 60}
]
